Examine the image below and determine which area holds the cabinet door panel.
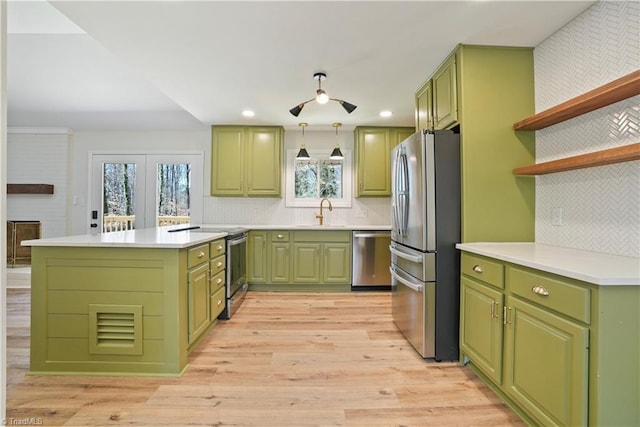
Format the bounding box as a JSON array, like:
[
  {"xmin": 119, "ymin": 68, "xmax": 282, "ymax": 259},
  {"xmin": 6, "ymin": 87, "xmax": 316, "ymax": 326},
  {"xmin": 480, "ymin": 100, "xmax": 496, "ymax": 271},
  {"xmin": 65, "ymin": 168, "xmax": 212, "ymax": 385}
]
[
  {"xmin": 211, "ymin": 127, "xmax": 244, "ymax": 195},
  {"xmin": 416, "ymin": 81, "xmax": 433, "ymax": 131},
  {"xmin": 246, "ymin": 127, "xmax": 282, "ymax": 195},
  {"xmin": 322, "ymin": 243, "xmax": 351, "ymax": 283},
  {"xmin": 460, "ymin": 277, "xmax": 503, "ymax": 383},
  {"xmin": 433, "ymin": 56, "xmax": 458, "ymax": 129},
  {"xmin": 504, "ymin": 296, "xmax": 588, "ymax": 427},
  {"xmin": 187, "ymin": 263, "xmax": 210, "ymax": 344},
  {"xmin": 247, "ymin": 231, "xmax": 268, "ymax": 283},
  {"xmin": 356, "ymin": 127, "xmax": 390, "ymax": 196},
  {"xmin": 270, "ymin": 242, "xmax": 290, "ymax": 283},
  {"xmin": 292, "ymin": 243, "xmax": 321, "ymax": 283}
]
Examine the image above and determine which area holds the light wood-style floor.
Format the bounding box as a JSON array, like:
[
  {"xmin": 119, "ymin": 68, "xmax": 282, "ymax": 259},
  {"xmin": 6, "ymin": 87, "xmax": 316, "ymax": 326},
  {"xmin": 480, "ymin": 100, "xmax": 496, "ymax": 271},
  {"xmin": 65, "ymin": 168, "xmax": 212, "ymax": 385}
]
[{"xmin": 6, "ymin": 289, "xmax": 524, "ymax": 426}]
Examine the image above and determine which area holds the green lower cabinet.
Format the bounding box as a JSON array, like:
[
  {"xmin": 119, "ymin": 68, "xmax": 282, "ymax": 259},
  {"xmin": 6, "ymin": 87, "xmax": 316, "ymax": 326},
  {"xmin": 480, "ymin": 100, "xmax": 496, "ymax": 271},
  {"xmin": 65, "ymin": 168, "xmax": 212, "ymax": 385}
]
[
  {"xmin": 292, "ymin": 243, "xmax": 322, "ymax": 283},
  {"xmin": 504, "ymin": 296, "xmax": 588, "ymax": 426},
  {"xmin": 247, "ymin": 231, "xmax": 268, "ymax": 283},
  {"xmin": 460, "ymin": 251, "xmax": 640, "ymax": 427},
  {"xmin": 270, "ymin": 242, "xmax": 291, "ymax": 283},
  {"xmin": 187, "ymin": 263, "xmax": 211, "ymax": 345},
  {"xmin": 460, "ymin": 277, "xmax": 504, "ymax": 384},
  {"xmin": 248, "ymin": 230, "xmax": 352, "ymax": 290},
  {"xmin": 322, "ymin": 243, "xmax": 351, "ymax": 283}
]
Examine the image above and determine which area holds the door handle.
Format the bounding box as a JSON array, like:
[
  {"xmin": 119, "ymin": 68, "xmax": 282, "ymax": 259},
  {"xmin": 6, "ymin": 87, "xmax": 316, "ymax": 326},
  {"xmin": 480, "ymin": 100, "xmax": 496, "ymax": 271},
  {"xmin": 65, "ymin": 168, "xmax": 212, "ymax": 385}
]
[
  {"xmin": 389, "ymin": 245, "xmax": 423, "ymax": 263},
  {"xmin": 389, "ymin": 267, "xmax": 423, "ymax": 292}
]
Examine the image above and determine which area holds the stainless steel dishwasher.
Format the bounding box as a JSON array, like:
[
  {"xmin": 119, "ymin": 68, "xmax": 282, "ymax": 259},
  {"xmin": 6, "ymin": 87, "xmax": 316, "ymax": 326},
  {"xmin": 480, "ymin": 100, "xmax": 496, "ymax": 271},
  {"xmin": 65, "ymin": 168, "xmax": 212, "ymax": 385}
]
[{"xmin": 352, "ymin": 230, "xmax": 391, "ymax": 290}]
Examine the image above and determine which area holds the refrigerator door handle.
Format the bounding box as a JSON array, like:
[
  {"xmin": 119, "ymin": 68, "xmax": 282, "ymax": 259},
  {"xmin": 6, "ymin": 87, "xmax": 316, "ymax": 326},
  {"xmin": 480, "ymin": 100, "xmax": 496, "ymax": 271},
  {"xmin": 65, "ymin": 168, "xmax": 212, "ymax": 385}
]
[
  {"xmin": 391, "ymin": 148, "xmax": 401, "ymax": 233},
  {"xmin": 390, "ymin": 266, "xmax": 423, "ymax": 293},
  {"xmin": 389, "ymin": 245, "xmax": 423, "ymax": 263},
  {"xmin": 399, "ymin": 151, "xmax": 409, "ymax": 235}
]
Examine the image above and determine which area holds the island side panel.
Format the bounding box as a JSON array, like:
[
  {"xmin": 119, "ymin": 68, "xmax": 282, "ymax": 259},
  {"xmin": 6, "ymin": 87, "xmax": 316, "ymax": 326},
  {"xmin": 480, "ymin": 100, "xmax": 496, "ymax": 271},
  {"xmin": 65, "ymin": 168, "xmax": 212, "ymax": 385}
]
[{"xmin": 30, "ymin": 246, "xmax": 188, "ymax": 376}]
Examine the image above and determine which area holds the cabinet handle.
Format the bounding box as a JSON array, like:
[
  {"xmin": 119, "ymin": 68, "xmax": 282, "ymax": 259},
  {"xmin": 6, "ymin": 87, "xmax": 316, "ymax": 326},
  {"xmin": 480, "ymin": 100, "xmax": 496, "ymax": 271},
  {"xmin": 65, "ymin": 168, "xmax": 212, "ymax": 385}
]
[
  {"xmin": 217, "ymin": 261, "xmax": 223, "ymax": 268},
  {"xmin": 216, "ymin": 278, "xmax": 223, "ymax": 285},
  {"xmin": 277, "ymin": 234, "xmax": 284, "ymax": 239},
  {"xmin": 217, "ymin": 299, "xmax": 222, "ymax": 306},
  {"xmin": 490, "ymin": 301, "xmax": 499, "ymax": 319},
  {"xmin": 531, "ymin": 285, "xmax": 550, "ymax": 296},
  {"xmin": 503, "ymin": 306, "xmax": 512, "ymax": 325},
  {"xmin": 217, "ymin": 245, "xmax": 223, "ymax": 252},
  {"xmin": 472, "ymin": 265, "xmax": 483, "ymax": 273},
  {"xmin": 198, "ymin": 251, "xmax": 205, "ymax": 258}
]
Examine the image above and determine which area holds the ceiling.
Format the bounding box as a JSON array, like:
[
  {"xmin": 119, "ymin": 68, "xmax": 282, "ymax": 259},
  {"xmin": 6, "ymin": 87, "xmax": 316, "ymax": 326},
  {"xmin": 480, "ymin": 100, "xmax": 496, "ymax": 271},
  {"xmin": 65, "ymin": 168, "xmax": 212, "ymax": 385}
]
[{"xmin": 6, "ymin": 0, "xmax": 595, "ymax": 132}]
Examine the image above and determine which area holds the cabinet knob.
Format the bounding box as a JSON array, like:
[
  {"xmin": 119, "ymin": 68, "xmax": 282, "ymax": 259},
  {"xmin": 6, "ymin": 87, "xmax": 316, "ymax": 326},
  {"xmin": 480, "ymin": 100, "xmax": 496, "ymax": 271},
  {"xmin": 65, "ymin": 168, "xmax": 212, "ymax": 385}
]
[
  {"xmin": 472, "ymin": 265, "xmax": 483, "ymax": 273},
  {"xmin": 217, "ymin": 299, "xmax": 222, "ymax": 306},
  {"xmin": 198, "ymin": 251, "xmax": 205, "ymax": 258},
  {"xmin": 277, "ymin": 234, "xmax": 284, "ymax": 239},
  {"xmin": 217, "ymin": 278, "xmax": 223, "ymax": 285},
  {"xmin": 531, "ymin": 285, "xmax": 550, "ymax": 296},
  {"xmin": 217, "ymin": 245, "xmax": 223, "ymax": 252},
  {"xmin": 217, "ymin": 261, "xmax": 223, "ymax": 268}
]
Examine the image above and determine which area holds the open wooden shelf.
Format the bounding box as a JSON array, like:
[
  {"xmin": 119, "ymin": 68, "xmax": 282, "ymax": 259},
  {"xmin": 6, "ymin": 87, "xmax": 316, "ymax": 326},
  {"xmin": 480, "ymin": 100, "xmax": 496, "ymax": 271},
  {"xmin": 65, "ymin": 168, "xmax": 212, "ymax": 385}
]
[
  {"xmin": 513, "ymin": 142, "xmax": 640, "ymax": 175},
  {"xmin": 513, "ymin": 70, "xmax": 640, "ymax": 131},
  {"xmin": 7, "ymin": 184, "xmax": 54, "ymax": 194}
]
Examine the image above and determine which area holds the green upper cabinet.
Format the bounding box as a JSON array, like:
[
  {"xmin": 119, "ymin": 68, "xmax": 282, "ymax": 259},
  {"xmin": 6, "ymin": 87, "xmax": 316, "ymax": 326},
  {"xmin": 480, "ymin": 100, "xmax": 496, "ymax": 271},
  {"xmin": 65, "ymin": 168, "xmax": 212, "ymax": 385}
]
[
  {"xmin": 211, "ymin": 125, "xmax": 283, "ymax": 196},
  {"xmin": 416, "ymin": 45, "xmax": 535, "ymax": 242},
  {"xmin": 432, "ymin": 54, "xmax": 458, "ymax": 130},
  {"xmin": 415, "ymin": 79, "xmax": 433, "ymax": 130},
  {"xmin": 354, "ymin": 126, "xmax": 415, "ymax": 197}
]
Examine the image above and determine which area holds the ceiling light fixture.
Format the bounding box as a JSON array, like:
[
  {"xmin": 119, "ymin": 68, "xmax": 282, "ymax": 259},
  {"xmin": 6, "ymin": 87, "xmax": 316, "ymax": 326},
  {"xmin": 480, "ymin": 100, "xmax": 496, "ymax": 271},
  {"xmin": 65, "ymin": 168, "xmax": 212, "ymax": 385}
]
[
  {"xmin": 296, "ymin": 122, "xmax": 310, "ymax": 160},
  {"xmin": 242, "ymin": 110, "xmax": 255, "ymax": 117},
  {"xmin": 289, "ymin": 72, "xmax": 357, "ymax": 117},
  {"xmin": 330, "ymin": 123, "xmax": 344, "ymax": 160},
  {"xmin": 380, "ymin": 110, "xmax": 392, "ymax": 117}
]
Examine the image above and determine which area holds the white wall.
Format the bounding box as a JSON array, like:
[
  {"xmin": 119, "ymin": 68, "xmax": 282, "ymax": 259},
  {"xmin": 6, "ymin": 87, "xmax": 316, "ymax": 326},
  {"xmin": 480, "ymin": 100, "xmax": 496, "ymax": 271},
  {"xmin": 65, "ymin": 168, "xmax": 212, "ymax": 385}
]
[
  {"xmin": 533, "ymin": 0, "xmax": 640, "ymax": 257},
  {"xmin": 7, "ymin": 129, "xmax": 71, "ymax": 238}
]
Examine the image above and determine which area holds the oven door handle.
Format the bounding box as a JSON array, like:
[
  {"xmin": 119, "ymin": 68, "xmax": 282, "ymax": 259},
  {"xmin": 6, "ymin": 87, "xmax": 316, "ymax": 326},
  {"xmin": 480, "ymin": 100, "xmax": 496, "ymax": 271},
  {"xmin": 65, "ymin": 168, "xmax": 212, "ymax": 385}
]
[
  {"xmin": 389, "ymin": 245, "xmax": 423, "ymax": 263},
  {"xmin": 389, "ymin": 266, "xmax": 423, "ymax": 293},
  {"xmin": 228, "ymin": 235, "xmax": 247, "ymax": 246}
]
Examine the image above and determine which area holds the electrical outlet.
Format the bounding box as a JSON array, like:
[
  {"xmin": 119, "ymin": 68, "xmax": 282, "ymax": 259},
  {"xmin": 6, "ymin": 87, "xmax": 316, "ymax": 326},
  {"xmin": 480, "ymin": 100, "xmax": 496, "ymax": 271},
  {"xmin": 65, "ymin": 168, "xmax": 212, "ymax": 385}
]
[{"xmin": 552, "ymin": 207, "xmax": 563, "ymax": 226}]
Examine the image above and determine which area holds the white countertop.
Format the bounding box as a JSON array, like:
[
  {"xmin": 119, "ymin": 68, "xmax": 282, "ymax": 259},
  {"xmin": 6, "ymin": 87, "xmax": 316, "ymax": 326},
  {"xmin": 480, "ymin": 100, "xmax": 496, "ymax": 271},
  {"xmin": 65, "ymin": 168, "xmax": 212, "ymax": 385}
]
[
  {"xmin": 456, "ymin": 242, "xmax": 640, "ymax": 286},
  {"xmin": 22, "ymin": 226, "xmax": 227, "ymax": 249},
  {"xmin": 22, "ymin": 224, "xmax": 391, "ymax": 249}
]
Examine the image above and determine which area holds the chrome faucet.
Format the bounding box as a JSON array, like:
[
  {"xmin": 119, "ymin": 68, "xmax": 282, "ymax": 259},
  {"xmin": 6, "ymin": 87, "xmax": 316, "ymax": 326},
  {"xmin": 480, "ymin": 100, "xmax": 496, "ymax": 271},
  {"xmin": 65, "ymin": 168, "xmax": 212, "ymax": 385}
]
[{"xmin": 316, "ymin": 198, "xmax": 333, "ymax": 225}]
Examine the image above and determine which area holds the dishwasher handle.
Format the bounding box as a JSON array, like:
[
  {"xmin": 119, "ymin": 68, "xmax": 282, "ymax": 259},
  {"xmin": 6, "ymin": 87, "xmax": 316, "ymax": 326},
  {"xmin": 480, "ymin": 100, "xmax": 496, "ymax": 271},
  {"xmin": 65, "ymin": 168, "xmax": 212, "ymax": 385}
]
[
  {"xmin": 390, "ymin": 266, "xmax": 423, "ymax": 293},
  {"xmin": 353, "ymin": 232, "xmax": 391, "ymax": 238}
]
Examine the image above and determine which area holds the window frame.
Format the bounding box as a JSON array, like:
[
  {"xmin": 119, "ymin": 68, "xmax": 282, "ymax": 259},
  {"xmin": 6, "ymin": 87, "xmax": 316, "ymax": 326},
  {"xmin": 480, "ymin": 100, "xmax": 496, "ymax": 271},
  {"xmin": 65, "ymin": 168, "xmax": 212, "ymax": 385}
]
[{"xmin": 285, "ymin": 148, "xmax": 352, "ymax": 207}]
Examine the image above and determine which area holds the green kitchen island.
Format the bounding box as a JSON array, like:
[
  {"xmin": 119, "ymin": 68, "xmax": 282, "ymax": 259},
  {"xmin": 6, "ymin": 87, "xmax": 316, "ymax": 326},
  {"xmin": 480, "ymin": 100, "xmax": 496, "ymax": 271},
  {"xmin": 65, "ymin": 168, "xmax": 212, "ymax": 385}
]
[{"xmin": 23, "ymin": 226, "xmax": 227, "ymax": 377}]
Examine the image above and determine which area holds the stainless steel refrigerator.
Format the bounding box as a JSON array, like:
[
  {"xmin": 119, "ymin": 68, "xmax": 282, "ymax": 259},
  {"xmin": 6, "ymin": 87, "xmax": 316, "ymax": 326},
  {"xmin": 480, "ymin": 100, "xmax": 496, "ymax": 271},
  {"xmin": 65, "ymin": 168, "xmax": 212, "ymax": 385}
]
[{"xmin": 390, "ymin": 130, "xmax": 460, "ymax": 361}]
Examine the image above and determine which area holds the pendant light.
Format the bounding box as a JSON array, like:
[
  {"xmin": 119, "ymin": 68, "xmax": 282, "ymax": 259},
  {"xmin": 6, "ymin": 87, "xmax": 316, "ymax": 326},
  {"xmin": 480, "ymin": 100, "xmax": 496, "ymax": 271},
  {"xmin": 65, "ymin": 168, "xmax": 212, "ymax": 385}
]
[
  {"xmin": 296, "ymin": 122, "xmax": 310, "ymax": 159},
  {"xmin": 330, "ymin": 122, "xmax": 344, "ymax": 160}
]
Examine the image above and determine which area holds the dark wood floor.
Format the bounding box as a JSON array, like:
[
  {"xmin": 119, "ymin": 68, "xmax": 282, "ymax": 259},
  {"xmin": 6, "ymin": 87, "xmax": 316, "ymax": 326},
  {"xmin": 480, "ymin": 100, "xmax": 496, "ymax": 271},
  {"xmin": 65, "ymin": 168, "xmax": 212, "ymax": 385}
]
[{"xmin": 6, "ymin": 289, "xmax": 524, "ymax": 426}]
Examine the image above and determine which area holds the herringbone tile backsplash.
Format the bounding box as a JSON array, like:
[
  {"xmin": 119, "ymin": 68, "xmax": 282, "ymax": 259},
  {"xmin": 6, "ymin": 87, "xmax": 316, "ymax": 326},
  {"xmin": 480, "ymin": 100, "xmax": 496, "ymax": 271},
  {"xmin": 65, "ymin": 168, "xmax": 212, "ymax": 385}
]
[{"xmin": 534, "ymin": 0, "xmax": 640, "ymax": 257}]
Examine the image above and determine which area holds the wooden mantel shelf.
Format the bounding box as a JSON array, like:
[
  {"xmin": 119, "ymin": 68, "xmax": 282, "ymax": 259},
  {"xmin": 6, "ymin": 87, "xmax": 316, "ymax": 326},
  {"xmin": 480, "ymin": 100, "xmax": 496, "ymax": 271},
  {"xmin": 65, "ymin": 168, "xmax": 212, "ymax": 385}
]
[
  {"xmin": 513, "ymin": 70, "xmax": 640, "ymax": 131},
  {"xmin": 7, "ymin": 184, "xmax": 54, "ymax": 195},
  {"xmin": 513, "ymin": 142, "xmax": 640, "ymax": 175}
]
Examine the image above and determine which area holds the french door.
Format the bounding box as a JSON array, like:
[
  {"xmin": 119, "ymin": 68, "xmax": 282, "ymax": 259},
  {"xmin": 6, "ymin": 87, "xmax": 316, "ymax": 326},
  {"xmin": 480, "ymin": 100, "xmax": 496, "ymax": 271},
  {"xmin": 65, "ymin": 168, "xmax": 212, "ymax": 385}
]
[{"xmin": 90, "ymin": 153, "xmax": 203, "ymax": 232}]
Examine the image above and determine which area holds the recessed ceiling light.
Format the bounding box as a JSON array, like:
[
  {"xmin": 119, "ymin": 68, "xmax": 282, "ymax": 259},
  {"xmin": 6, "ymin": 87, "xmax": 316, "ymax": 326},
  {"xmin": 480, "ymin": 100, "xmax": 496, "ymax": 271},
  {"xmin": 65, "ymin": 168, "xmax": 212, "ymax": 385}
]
[
  {"xmin": 242, "ymin": 110, "xmax": 255, "ymax": 117},
  {"xmin": 380, "ymin": 110, "xmax": 392, "ymax": 117}
]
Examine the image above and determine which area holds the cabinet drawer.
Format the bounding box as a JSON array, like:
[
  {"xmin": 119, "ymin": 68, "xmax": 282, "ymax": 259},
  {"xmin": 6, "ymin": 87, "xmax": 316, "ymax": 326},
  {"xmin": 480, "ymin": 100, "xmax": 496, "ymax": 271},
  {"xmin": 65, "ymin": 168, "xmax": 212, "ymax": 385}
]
[
  {"xmin": 508, "ymin": 266, "xmax": 590, "ymax": 324},
  {"xmin": 270, "ymin": 231, "xmax": 290, "ymax": 242},
  {"xmin": 210, "ymin": 270, "xmax": 225, "ymax": 294},
  {"xmin": 209, "ymin": 254, "xmax": 225, "ymax": 278},
  {"xmin": 210, "ymin": 239, "xmax": 225, "ymax": 257},
  {"xmin": 188, "ymin": 244, "xmax": 209, "ymax": 268},
  {"xmin": 461, "ymin": 253, "xmax": 504, "ymax": 289},
  {"xmin": 210, "ymin": 286, "xmax": 226, "ymax": 320}
]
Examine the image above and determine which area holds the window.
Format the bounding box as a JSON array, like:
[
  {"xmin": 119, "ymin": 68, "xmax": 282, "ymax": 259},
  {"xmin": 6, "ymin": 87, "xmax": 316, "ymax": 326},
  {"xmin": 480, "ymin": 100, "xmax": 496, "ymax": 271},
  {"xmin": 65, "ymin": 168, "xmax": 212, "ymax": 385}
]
[{"xmin": 286, "ymin": 149, "xmax": 352, "ymax": 207}]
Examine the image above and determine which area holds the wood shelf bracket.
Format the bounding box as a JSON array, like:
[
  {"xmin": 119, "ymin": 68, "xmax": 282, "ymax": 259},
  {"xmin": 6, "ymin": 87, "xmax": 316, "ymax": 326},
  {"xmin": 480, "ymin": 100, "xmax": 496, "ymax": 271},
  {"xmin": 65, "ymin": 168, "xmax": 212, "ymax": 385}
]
[
  {"xmin": 513, "ymin": 142, "xmax": 640, "ymax": 176},
  {"xmin": 513, "ymin": 70, "xmax": 640, "ymax": 131}
]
